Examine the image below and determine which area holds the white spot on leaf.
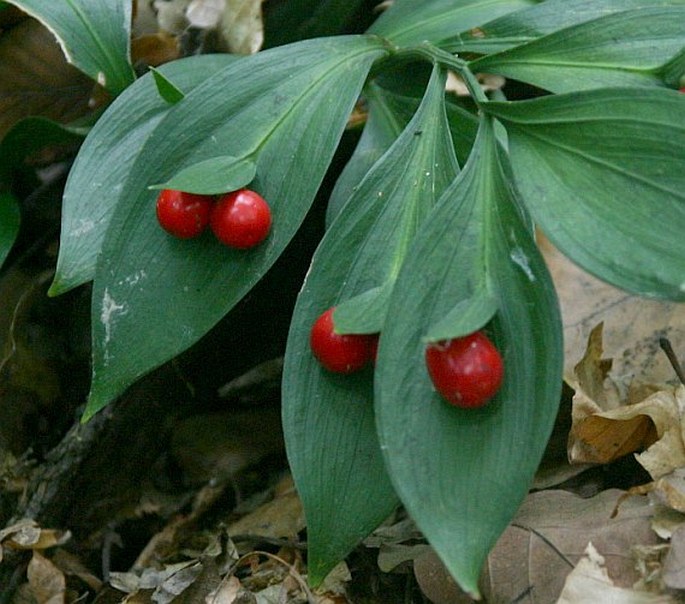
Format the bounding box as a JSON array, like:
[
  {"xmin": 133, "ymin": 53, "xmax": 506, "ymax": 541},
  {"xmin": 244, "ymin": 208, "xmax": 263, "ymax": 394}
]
[
  {"xmin": 510, "ymin": 247, "xmax": 536, "ymax": 282},
  {"xmin": 100, "ymin": 289, "xmax": 128, "ymax": 361}
]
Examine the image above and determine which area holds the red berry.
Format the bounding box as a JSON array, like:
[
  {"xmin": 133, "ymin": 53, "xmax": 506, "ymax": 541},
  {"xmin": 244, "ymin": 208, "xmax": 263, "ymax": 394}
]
[
  {"xmin": 156, "ymin": 189, "xmax": 213, "ymax": 238},
  {"xmin": 680, "ymin": 87, "xmax": 685, "ymax": 93},
  {"xmin": 310, "ymin": 307, "xmax": 375, "ymax": 374},
  {"xmin": 425, "ymin": 331, "xmax": 504, "ymax": 408},
  {"xmin": 210, "ymin": 189, "xmax": 272, "ymax": 249}
]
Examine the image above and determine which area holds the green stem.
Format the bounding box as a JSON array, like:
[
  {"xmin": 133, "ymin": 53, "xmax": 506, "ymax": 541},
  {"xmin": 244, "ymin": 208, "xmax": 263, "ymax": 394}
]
[{"xmin": 390, "ymin": 42, "xmax": 489, "ymax": 105}]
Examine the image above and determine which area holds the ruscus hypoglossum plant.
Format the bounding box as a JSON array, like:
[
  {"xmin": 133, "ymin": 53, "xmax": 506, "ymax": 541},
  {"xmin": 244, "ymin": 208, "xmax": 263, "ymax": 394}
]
[{"xmin": 4, "ymin": 0, "xmax": 683, "ymax": 597}]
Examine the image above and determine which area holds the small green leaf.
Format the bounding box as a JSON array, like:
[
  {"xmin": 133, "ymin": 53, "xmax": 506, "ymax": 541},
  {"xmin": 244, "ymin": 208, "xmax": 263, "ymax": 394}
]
[
  {"xmin": 424, "ymin": 290, "xmax": 498, "ymax": 342},
  {"xmin": 51, "ymin": 55, "xmax": 237, "ymax": 296},
  {"xmin": 445, "ymin": 0, "xmax": 681, "ymax": 54},
  {"xmin": 149, "ymin": 66, "xmax": 185, "ymax": 104},
  {"xmin": 470, "ymin": 7, "xmax": 685, "ymax": 92},
  {"xmin": 283, "ymin": 65, "xmax": 459, "ymax": 585},
  {"xmin": 484, "ymin": 87, "xmax": 685, "ymax": 299},
  {"xmin": 149, "ymin": 156, "xmax": 257, "ymax": 195},
  {"xmin": 0, "ymin": 191, "xmax": 20, "ymax": 269},
  {"xmin": 84, "ymin": 36, "xmax": 388, "ymax": 420},
  {"xmin": 375, "ymin": 116, "xmax": 562, "ymax": 597},
  {"xmin": 5, "ymin": 0, "xmax": 135, "ymax": 94},
  {"xmin": 659, "ymin": 47, "xmax": 685, "ymax": 89},
  {"xmin": 333, "ymin": 281, "xmax": 393, "ymax": 334},
  {"xmin": 368, "ymin": 0, "xmax": 536, "ymax": 48}
]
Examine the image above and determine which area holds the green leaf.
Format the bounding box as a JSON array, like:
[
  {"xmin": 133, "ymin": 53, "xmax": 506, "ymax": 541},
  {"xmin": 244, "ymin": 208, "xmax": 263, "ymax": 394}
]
[
  {"xmin": 149, "ymin": 156, "xmax": 257, "ymax": 195},
  {"xmin": 0, "ymin": 191, "xmax": 20, "ymax": 269},
  {"xmin": 424, "ymin": 290, "xmax": 498, "ymax": 342},
  {"xmin": 327, "ymin": 69, "xmax": 478, "ymax": 225},
  {"xmin": 659, "ymin": 47, "xmax": 685, "ymax": 89},
  {"xmin": 51, "ymin": 54, "xmax": 237, "ymax": 297},
  {"xmin": 282, "ymin": 65, "xmax": 459, "ymax": 585},
  {"xmin": 484, "ymin": 87, "xmax": 685, "ymax": 300},
  {"xmin": 0, "ymin": 116, "xmax": 86, "ymax": 188},
  {"xmin": 84, "ymin": 36, "xmax": 388, "ymax": 420},
  {"xmin": 469, "ymin": 7, "xmax": 685, "ymax": 92},
  {"xmin": 368, "ymin": 0, "xmax": 536, "ymax": 47},
  {"xmin": 375, "ymin": 116, "xmax": 562, "ymax": 597},
  {"xmin": 5, "ymin": 0, "xmax": 135, "ymax": 95},
  {"xmin": 149, "ymin": 66, "xmax": 185, "ymax": 104},
  {"xmin": 445, "ymin": 0, "xmax": 684, "ymax": 54}
]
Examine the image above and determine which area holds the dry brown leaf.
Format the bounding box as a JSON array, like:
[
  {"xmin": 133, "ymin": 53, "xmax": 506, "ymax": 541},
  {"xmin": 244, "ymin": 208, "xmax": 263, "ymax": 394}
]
[
  {"xmin": 171, "ymin": 408, "xmax": 283, "ymax": 486},
  {"xmin": 204, "ymin": 575, "xmax": 244, "ymax": 603},
  {"xmin": 556, "ymin": 543, "xmax": 677, "ymax": 603},
  {"xmin": 570, "ymin": 386, "xmax": 685, "ymax": 477},
  {"xmin": 662, "ymin": 524, "xmax": 685, "ymax": 590},
  {"xmin": 218, "ymin": 0, "xmax": 263, "ymax": 54},
  {"xmin": 445, "ymin": 71, "xmax": 505, "ymax": 96},
  {"xmin": 413, "ymin": 489, "xmax": 658, "ymax": 603},
  {"xmin": 540, "ymin": 234, "xmax": 685, "ymax": 391},
  {"xmin": 652, "ymin": 468, "xmax": 685, "ymax": 513},
  {"xmin": 0, "ymin": 519, "xmax": 70, "ymax": 562},
  {"xmin": 27, "ymin": 550, "xmax": 67, "ymax": 604},
  {"xmin": 228, "ymin": 481, "xmax": 304, "ymax": 541},
  {"xmin": 0, "ymin": 18, "xmax": 93, "ymax": 139},
  {"xmin": 131, "ymin": 32, "xmax": 180, "ymax": 68}
]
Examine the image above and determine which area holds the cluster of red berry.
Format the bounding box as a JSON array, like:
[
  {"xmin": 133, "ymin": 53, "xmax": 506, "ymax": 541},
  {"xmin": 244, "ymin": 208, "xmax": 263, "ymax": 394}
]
[
  {"xmin": 309, "ymin": 306, "xmax": 503, "ymax": 408},
  {"xmin": 156, "ymin": 188, "xmax": 272, "ymax": 249}
]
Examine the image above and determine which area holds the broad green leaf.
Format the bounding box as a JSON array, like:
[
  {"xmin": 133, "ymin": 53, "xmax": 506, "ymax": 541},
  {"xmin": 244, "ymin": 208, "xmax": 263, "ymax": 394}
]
[
  {"xmin": 5, "ymin": 0, "xmax": 135, "ymax": 95},
  {"xmin": 484, "ymin": 87, "xmax": 685, "ymax": 300},
  {"xmin": 470, "ymin": 7, "xmax": 685, "ymax": 92},
  {"xmin": 85, "ymin": 36, "xmax": 388, "ymax": 420},
  {"xmin": 51, "ymin": 55, "xmax": 237, "ymax": 296},
  {"xmin": 367, "ymin": 0, "xmax": 536, "ymax": 48},
  {"xmin": 282, "ymin": 65, "xmax": 459, "ymax": 585},
  {"xmin": 149, "ymin": 156, "xmax": 257, "ymax": 195},
  {"xmin": 0, "ymin": 116, "xmax": 86, "ymax": 188},
  {"xmin": 150, "ymin": 66, "xmax": 185, "ymax": 104},
  {"xmin": 424, "ymin": 290, "xmax": 498, "ymax": 342},
  {"xmin": 327, "ymin": 70, "xmax": 478, "ymax": 225},
  {"xmin": 375, "ymin": 116, "xmax": 562, "ymax": 597},
  {"xmin": 0, "ymin": 191, "xmax": 20, "ymax": 269},
  {"xmin": 264, "ymin": 0, "xmax": 366, "ymax": 48},
  {"xmin": 445, "ymin": 0, "xmax": 685, "ymax": 54}
]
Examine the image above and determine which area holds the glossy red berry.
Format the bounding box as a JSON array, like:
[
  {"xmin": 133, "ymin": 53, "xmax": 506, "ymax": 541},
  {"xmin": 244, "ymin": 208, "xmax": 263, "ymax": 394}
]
[
  {"xmin": 310, "ymin": 307, "xmax": 375, "ymax": 374},
  {"xmin": 210, "ymin": 188, "xmax": 272, "ymax": 249},
  {"xmin": 156, "ymin": 189, "xmax": 213, "ymax": 239},
  {"xmin": 425, "ymin": 331, "xmax": 504, "ymax": 408}
]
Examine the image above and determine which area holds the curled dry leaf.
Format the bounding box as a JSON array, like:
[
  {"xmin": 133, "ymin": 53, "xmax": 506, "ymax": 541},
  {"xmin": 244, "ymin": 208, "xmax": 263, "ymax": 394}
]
[
  {"xmin": 556, "ymin": 543, "xmax": 677, "ymax": 604},
  {"xmin": 0, "ymin": 519, "xmax": 71, "ymax": 562},
  {"xmin": 567, "ymin": 322, "xmax": 685, "ymax": 477},
  {"xmin": 569, "ymin": 384, "xmax": 685, "ymax": 478}
]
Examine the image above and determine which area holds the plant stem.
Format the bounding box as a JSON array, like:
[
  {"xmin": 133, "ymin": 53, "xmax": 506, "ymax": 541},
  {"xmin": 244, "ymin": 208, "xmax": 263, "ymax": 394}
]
[
  {"xmin": 391, "ymin": 42, "xmax": 490, "ymax": 105},
  {"xmin": 659, "ymin": 337, "xmax": 685, "ymax": 385}
]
